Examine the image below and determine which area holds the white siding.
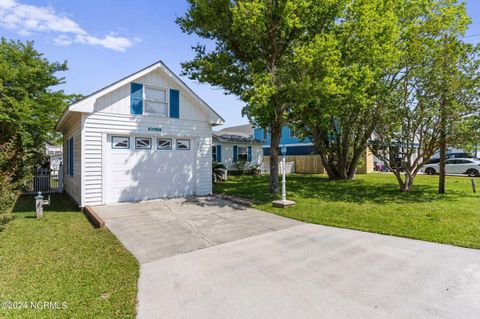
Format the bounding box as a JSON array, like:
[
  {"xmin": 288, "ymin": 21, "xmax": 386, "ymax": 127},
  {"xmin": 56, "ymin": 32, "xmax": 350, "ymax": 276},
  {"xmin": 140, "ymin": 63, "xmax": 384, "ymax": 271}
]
[
  {"xmin": 83, "ymin": 112, "xmax": 213, "ymax": 206},
  {"xmin": 63, "ymin": 113, "xmax": 82, "ymax": 205},
  {"xmin": 59, "ymin": 66, "xmax": 219, "ymax": 206},
  {"xmin": 93, "ymin": 69, "xmax": 208, "ymax": 122},
  {"xmin": 214, "ymin": 142, "xmax": 263, "ymax": 169}
]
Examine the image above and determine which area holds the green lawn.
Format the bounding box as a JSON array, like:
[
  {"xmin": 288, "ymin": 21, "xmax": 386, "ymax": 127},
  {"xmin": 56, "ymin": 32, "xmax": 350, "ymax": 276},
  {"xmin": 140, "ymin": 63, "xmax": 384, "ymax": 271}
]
[
  {"xmin": 214, "ymin": 173, "xmax": 480, "ymax": 249},
  {"xmin": 0, "ymin": 194, "xmax": 139, "ymax": 319}
]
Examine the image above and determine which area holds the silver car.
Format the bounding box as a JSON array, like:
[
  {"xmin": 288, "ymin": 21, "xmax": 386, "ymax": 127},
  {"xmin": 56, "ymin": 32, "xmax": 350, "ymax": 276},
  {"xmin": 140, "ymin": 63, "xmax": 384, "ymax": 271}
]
[{"xmin": 423, "ymin": 158, "xmax": 480, "ymax": 177}]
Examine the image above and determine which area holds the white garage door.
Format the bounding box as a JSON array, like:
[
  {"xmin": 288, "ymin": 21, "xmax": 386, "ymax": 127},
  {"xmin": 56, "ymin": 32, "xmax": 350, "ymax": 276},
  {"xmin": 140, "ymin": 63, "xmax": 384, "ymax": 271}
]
[{"xmin": 105, "ymin": 135, "xmax": 195, "ymax": 203}]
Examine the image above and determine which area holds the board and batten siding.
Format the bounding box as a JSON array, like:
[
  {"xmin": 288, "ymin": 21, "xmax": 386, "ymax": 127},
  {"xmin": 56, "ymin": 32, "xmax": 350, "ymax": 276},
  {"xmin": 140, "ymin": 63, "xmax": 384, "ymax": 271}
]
[
  {"xmin": 63, "ymin": 112, "xmax": 82, "ymax": 205},
  {"xmin": 82, "ymin": 112, "xmax": 213, "ymax": 206},
  {"xmin": 93, "ymin": 69, "xmax": 208, "ymax": 121}
]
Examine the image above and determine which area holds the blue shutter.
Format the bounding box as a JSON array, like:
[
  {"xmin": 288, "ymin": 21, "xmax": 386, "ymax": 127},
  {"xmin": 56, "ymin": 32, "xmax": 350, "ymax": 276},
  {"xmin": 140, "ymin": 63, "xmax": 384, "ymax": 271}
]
[
  {"xmin": 66, "ymin": 139, "xmax": 70, "ymax": 175},
  {"xmin": 247, "ymin": 146, "xmax": 252, "ymax": 162},
  {"xmin": 169, "ymin": 89, "xmax": 179, "ymax": 118},
  {"xmin": 130, "ymin": 82, "xmax": 143, "ymax": 115},
  {"xmin": 69, "ymin": 137, "xmax": 74, "ymax": 176},
  {"xmin": 216, "ymin": 145, "xmax": 222, "ymax": 162},
  {"xmin": 233, "ymin": 145, "xmax": 238, "ymax": 162}
]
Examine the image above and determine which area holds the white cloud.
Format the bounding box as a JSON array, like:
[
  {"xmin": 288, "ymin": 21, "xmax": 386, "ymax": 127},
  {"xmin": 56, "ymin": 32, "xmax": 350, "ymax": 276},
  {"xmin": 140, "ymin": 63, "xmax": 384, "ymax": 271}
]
[{"xmin": 0, "ymin": 0, "xmax": 139, "ymax": 52}]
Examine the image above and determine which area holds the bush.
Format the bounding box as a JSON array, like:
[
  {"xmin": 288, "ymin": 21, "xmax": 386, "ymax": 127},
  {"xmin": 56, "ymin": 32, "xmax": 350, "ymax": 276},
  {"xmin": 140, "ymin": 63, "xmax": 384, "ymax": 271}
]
[
  {"xmin": 0, "ymin": 174, "xmax": 17, "ymax": 230},
  {"xmin": 231, "ymin": 161, "xmax": 261, "ymax": 176},
  {"xmin": 0, "ymin": 138, "xmax": 19, "ymax": 230},
  {"xmin": 212, "ymin": 161, "xmax": 227, "ymax": 183}
]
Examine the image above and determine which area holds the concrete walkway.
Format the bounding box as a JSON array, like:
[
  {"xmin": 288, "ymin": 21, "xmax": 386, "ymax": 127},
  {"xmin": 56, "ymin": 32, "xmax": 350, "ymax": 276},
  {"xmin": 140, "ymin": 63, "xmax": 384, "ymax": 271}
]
[{"xmin": 93, "ymin": 198, "xmax": 480, "ymax": 319}]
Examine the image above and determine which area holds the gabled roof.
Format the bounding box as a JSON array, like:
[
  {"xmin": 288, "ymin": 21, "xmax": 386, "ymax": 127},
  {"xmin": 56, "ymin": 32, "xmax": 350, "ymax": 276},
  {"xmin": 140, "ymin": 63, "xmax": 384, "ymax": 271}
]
[
  {"xmin": 55, "ymin": 60, "xmax": 225, "ymax": 130},
  {"xmin": 213, "ymin": 132, "xmax": 262, "ymax": 144},
  {"xmin": 219, "ymin": 124, "xmax": 253, "ymax": 136}
]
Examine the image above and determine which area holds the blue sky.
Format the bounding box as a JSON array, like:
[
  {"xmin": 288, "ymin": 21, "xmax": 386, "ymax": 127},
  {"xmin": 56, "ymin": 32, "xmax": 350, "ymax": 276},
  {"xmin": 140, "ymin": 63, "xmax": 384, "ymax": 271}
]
[{"xmin": 0, "ymin": 0, "xmax": 479, "ymax": 129}]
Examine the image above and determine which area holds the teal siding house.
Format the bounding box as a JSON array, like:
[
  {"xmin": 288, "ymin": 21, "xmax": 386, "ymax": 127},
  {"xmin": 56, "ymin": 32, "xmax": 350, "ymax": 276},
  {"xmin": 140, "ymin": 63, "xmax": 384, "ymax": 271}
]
[{"xmin": 253, "ymin": 126, "xmax": 315, "ymax": 156}]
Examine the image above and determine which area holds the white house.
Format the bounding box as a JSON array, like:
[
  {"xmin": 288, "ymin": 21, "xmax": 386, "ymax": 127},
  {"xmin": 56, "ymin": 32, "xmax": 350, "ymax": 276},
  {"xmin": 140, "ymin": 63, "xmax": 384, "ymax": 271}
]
[
  {"xmin": 55, "ymin": 61, "xmax": 224, "ymax": 207},
  {"xmin": 45, "ymin": 144, "xmax": 63, "ymax": 170},
  {"xmin": 212, "ymin": 125, "xmax": 263, "ymax": 170}
]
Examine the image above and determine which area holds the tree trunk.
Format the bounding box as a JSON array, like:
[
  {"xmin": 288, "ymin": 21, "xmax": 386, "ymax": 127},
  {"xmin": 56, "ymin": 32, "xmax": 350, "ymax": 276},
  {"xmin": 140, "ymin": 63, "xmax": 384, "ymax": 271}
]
[
  {"xmin": 438, "ymin": 103, "xmax": 447, "ymax": 194},
  {"xmin": 269, "ymin": 122, "xmax": 281, "ymax": 194},
  {"xmin": 438, "ymin": 133, "xmax": 446, "ymax": 194},
  {"xmin": 401, "ymin": 171, "xmax": 414, "ymax": 192},
  {"xmin": 319, "ymin": 154, "xmax": 340, "ymax": 179},
  {"xmin": 393, "ymin": 170, "xmax": 414, "ymax": 192},
  {"xmin": 346, "ymin": 146, "xmax": 367, "ymax": 179},
  {"xmin": 438, "ymin": 34, "xmax": 448, "ymax": 195}
]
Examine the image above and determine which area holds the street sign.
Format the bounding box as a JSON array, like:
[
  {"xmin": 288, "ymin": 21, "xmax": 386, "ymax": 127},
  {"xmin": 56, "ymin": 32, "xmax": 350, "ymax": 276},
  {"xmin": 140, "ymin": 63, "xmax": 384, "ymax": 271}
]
[
  {"xmin": 148, "ymin": 127, "xmax": 162, "ymax": 132},
  {"xmin": 281, "ymin": 144, "xmax": 287, "ymax": 156}
]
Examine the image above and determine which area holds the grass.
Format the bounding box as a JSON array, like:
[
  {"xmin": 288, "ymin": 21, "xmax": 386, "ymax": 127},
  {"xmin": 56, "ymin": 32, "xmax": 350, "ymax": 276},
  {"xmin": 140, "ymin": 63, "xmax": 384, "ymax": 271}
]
[
  {"xmin": 214, "ymin": 173, "xmax": 480, "ymax": 249},
  {"xmin": 0, "ymin": 193, "xmax": 139, "ymax": 319}
]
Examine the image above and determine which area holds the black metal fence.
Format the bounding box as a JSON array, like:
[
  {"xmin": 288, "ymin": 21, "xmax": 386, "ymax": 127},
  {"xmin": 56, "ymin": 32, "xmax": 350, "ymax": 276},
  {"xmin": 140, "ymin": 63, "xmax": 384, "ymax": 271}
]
[{"xmin": 24, "ymin": 166, "xmax": 63, "ymax": 194}]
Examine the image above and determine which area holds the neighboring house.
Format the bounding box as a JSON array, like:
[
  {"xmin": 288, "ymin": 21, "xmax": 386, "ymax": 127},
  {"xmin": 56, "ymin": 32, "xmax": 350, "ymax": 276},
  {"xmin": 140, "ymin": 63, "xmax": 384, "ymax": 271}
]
[
  {"xmin": 255, "ymin": 126, "xmax": 374, "ymax": 174},
  {"xmin": 212, "ymin": 126, "xmax": 263, "ymax": 170},
  {"xmin": 45, "ymin": 144, "xmax": 63, "ymax": 170},
  {"xmin": 218, "ymin": 124, "xmax": 254, "ymax": 136},
  {"xmin": 253, "ymin": 126, "xmax": 315, "ymax": 156},
  {"xmin": 55, "ymin": 61, "xmax": 224, "ymax": 207}
]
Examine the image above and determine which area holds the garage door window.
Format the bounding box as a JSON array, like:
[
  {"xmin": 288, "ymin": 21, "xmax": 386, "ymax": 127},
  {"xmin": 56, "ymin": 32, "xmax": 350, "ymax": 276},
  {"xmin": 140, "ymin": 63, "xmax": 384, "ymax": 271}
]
[
  {"xmin": 112, "ymin": 136, "xmax": 129, "ymax": 149},
  {"xmin": 135, "ymin": 137, "xmax": 152, "ymax": 150},
  {"xmin": 177, "ymin": 139, "xmax": 190, "ymax": 150},
  {"xmin": 157, "ymin": 138, "xmax": 172, "ymax": 150}
]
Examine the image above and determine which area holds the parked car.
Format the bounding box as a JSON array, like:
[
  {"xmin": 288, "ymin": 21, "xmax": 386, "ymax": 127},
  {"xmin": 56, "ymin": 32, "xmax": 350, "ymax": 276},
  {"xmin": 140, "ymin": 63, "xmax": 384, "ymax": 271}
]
[
  {"xmin": 423, "ymin": 158, "xmax": 480, "ymax": 176},
  {"xmin": 425, "ymin": 152, "xmax": 473, "ymax": 164}
]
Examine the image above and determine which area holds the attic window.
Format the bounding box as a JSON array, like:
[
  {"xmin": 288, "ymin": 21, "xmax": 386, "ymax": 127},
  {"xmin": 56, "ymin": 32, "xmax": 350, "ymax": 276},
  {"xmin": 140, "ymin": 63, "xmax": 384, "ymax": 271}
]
[{"xmin": 144, "ymin": 85, "xmax": 167, "ymax": 115}]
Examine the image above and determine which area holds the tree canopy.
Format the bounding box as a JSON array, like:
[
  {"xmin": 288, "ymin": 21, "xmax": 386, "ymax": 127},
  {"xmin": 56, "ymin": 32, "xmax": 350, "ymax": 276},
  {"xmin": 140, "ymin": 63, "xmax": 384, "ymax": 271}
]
[
  {"xmin": 178, "ymin": 0, "xmax": 479, "ymax": 192},
  {"xmin": 371, "ymin": 0, "xmax": 479, "ymax": 192},
  {"xmin": 289, "ymin": 0, "xmax": 400, "ymax": 180},
  {"xmin": 0, "ymin": 38, "xmax": 69, "ymax": 183},
  {"xmin": 177, "ymin": 0, "xmax": 347, "ymax": 193}
]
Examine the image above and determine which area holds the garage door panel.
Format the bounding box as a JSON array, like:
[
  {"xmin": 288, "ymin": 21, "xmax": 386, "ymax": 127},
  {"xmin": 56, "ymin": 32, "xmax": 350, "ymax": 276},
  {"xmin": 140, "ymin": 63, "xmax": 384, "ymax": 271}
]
[{"xmin": 106, "ymin": 135, "xmax": 195, "ymax": 203}]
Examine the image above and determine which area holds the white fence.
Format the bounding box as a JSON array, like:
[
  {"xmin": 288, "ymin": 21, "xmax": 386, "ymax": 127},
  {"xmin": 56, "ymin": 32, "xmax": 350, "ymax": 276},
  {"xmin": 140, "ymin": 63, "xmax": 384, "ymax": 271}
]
[
  {"xmin": 24, "ymin": 166, "xmax": 63, "ymax": 194},
  {"xmin": 261, "ymin": 161, "xmax": 295, "ymax": 175}
]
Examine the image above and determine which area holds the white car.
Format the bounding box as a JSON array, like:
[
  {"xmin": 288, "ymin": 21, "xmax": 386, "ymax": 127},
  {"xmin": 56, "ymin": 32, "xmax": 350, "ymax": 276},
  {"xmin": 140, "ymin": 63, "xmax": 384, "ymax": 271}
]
[{"xmin": 423, "ymin": 158, "xmax": 480, "ymax": 177}]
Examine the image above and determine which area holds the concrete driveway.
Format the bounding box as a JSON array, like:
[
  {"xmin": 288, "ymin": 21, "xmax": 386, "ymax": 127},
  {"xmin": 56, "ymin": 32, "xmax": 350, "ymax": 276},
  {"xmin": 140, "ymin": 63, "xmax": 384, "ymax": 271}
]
[
  {"xmin": 92, "ymin": 197, "xmax": 300, "ymax": 263},
  {"xmin": 93, "ymin": 198, "xmax": 480, "ymax": 319}
]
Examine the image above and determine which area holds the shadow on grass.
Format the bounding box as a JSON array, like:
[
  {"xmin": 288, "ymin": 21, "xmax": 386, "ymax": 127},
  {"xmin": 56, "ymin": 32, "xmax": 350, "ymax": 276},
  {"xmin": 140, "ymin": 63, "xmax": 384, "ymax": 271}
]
[
  {"xmin": 214, "ymin": 174, "xmax": 473, "ymax": 205},
  {"xmin": 12, "ymin": 193, "xmax": 80, "ymax": 216}
]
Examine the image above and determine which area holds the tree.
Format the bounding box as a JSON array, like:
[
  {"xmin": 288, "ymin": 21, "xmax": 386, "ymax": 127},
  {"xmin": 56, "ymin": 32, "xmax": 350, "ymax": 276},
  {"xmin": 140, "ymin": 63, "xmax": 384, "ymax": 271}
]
[
  {"xmin": 290, "ymin": 0, "xmax": 400, "ymax": 180},
  {"xmin": 176, "ymin": 0, "xmax": 346, "ymax": 193},
  {"xmin": 434, "ymin": 37, "xmax": 479, "ymax": 194},
  {"xmin": 0, "ymin": 38, "xmax": 69, "ymax": 183},
  {"xmin": 370, "ymin": 0, "xmax": 477, "ymax": 192}
]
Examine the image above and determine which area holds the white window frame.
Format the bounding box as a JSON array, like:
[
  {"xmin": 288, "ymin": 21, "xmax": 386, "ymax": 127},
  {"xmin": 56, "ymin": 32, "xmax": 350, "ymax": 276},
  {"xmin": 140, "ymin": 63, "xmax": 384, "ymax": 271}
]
[
  {"xmin": 135, "ymin": 137, "xmax": 152, "ymax": 150},
  {"xmin": 176, "ymin": 139, "xmax": 190, "ymax": 150},
  {"xmin": 112, "ymin": 136, "xmax": 130, "ymax": 149},
  {"xmin": 237, "ymin": 146, "xmax": 248, "ymax": 161},
  {"xmin": 157, "ymin": 138, "xmax": 172, "ymax": 150},
  {"xmin": 143, "ymin": 84, "xmax": 169, "ymax": 116}
]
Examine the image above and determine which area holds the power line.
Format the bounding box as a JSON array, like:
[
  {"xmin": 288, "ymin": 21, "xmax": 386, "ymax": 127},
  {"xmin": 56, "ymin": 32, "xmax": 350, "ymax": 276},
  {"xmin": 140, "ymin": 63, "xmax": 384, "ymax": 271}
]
[{"xmin": 462, "ymin": 33, "xmax": 480, "ymax": 38}]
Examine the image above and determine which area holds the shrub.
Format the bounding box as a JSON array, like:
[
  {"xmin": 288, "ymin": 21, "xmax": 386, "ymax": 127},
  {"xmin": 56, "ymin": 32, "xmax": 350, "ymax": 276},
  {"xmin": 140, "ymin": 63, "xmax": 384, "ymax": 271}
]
[
  {"xmin": 0, "ymin": 176, "xmax": 16, "ymax": 229},
  {"xmin": 231, "ymin": 161, "xmax": 260, "ymax": 176},
  {"xmin": 0, "ymin": 138, "xmax": 19, "ymax": 230},
  {"xmin": 212, "ymin": 161, "xmax": 227, "ymax": 183}
]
